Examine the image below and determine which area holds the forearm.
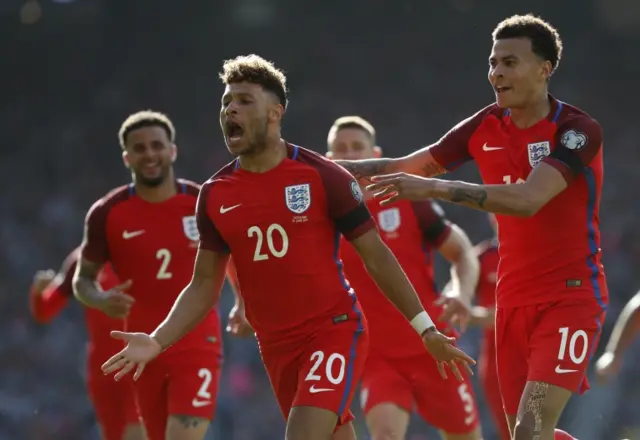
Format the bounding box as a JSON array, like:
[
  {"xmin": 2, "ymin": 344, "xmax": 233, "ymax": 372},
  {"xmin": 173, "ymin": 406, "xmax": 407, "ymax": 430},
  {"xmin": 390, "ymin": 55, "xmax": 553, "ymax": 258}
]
[
  {"xmin": 72, "ymin": 275, "xmax": 105, "ymax": 309},
  {"xmin": 363, "ymin": 247, "xmax": 427, "ymax": 323},
  {"xmin": 447, "ymin": 234, "xmax": 480, "ymax": 304},
  {"xmin": 468, "ymin": 306, "xmax": 495, "ymax": 328},
  {"xmin": 605, "ymin": 293, "xmax": 640, "ymax": 356},
  {"xmin": 335, "ymin": 158, "xmax": 398, "ymax": 181},
  {"xmin": 151, "ymin": 281, "xmax": 220, "ymax": 350},
  {"xmin": 433, "ymin": 180, "xmax": 539, "ymax": 216}
]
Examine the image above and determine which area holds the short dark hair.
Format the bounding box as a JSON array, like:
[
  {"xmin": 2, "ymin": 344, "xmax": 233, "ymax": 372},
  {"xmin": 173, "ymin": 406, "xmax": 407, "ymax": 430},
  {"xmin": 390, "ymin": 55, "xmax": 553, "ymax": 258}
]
[
  {"xmin": 219, "ymin": 54, "xmax": 288, "ymax": 109},
  {"xmin": 118, "ymin": 110, "xmax": 175, "ymax": 149},
  {"xmin": 492, "ymin": 14, "xmax": 563, "ymax": 74},
  {"xmin": 328, "ymin": 116, "xmax": 376, "ymax": 145}
]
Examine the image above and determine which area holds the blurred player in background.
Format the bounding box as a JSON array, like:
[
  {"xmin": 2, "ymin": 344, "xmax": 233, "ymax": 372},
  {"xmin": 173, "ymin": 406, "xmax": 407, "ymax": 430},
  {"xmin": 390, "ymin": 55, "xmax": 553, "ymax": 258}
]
[
  {"xmin": 338, "ymin": 15, "xmax": 607, "ymax": 440},
  {"xmin": 73, "ymin": 111, "xmax": 222, "ymax": 440},
  {"xmin": 595, "ymin": 290, "xmax": 640, "ymax": 382},
  {"xmin": 101, "ymin": 54, "xmax": 475, "ymax": 440},
  {"xmin": 327, "ymin": 116, "xmax": 482, "ymax": 440},
  {"xmin": 443, "ymin": 214, "xmax": 509, "ymax": 439},
  {"xmin": 30, "ymin": 249, "xmax": 144, "ymax": 440}
]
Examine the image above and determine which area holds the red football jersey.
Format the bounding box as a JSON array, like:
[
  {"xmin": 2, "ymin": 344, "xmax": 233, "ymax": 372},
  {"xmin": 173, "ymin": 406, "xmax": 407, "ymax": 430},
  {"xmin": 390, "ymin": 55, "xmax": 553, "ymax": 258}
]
[
  {"xmin": 197, "ymin": 144, "xmax": 375, "ymax": 346},
  {"xmin": 430, "ymin": 96, "xmax": 608, "ymax": 308},
  {"xmin": 81, "ymin": 180, "xmax": 221, "ymax": 356},
  {"xmin": 340, "ymin": 198, "xmax": 452, "ymax": 358},
  {"xmin": 51, "ymin": 248, "xmax": 125, "ymax": 368},
  {"xmin": 474, "ymin": 239, "xmax": 499, "ymax": 343}
]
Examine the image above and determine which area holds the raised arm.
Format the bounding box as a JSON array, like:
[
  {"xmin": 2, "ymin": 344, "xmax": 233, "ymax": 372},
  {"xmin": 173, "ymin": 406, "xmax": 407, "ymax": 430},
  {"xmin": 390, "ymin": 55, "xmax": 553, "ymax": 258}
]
[
  {"xmin": 373, "ymin": 117, "xmax": 603, "ymax": 216},
  {"xmin": 336, "ymin": 109, "xmax": 484, "ymax": 180},
  {"xmin": 602, "ymin": 292, "xmax": 640, "ymax": 361}
]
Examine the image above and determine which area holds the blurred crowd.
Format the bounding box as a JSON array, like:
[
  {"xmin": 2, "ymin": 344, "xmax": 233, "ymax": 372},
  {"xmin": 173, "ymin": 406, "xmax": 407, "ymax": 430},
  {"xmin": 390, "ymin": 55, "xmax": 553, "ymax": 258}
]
[{"xmin": 2, "ymin": 1, "xmax": 640, "ymax": 439}]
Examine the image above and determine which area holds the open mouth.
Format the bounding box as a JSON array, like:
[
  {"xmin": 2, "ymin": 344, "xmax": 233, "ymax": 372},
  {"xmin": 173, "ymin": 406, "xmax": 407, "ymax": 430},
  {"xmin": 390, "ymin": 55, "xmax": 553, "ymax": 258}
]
[
  {"xmin": 494, "ymin": 86, "xmax": 512, "ymax": 94},
  {"xmin": 225, "ymin": 122, "xmax": 244, "ymax": 142},
  {"xmin": 142, "ymin": 162, "xmax": 161, "ymax": 173}
]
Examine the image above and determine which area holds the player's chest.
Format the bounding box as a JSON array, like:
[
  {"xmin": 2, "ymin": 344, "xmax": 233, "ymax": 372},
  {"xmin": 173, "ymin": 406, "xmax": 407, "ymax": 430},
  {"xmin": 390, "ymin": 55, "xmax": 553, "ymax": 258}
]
[
  {"xmin": 213, "ymin": 179, "xmax": 329, "ymax": 246},
  {"xmin": 106, "ymin": 205, "xmax": 199, "ymax": 262},
  {"xmin": 368, "ymin": 203, "xmax": 422, "ymax": 250},
  {"xmin": 470, "ymin": 124, "xmax": 558, "ymax": 183}
]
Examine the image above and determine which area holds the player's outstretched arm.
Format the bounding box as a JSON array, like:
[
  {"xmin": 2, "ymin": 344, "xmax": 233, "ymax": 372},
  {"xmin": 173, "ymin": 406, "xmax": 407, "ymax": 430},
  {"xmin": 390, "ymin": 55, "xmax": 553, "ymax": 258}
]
[
  {"xmin": 151, "ymin": 249, "xmax": 229, "ymax": 350},
  {"xmin": 350, "ymin": 228, "xmax": 475, "ymax": 379},
  {"xmin": 336, "ymin": 148, "xmax": 448, "ymax": 183},
  {"xmin": 596, "ymin": 291, "xmax": 640, "ymax": 381}
]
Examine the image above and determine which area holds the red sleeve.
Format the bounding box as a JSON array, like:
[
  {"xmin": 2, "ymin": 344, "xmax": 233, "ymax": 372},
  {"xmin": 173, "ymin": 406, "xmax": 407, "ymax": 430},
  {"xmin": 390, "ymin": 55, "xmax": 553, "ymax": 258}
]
[
  {"xmin": 316, "ymin": 159, "xmax": 376, "ymax": 241},
  {"xmin": 80, "ymin": 200, "xmax": 110, "ymax": 264},
  {"xmin": 429, "ymin": 107, "xmax": 489, "ymax": 171},
  {"xmin": 543, "ymin": 116, "xmax": 603, "ymax": 184},
  {"xmin": 410, "ymin": 201, "xmax": 451, "ymax": 247},
  {"xmin": 197, "ymin": 182, "xmax": 230, "ymax": 253},
  {"xmin": 30, "ymin": 253, "xmax": 77, "ymax": 323}
]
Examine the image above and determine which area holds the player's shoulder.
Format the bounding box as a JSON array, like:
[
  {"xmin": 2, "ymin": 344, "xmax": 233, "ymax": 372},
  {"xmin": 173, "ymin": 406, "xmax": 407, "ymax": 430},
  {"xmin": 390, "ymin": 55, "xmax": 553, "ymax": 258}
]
[
  {"xmin": 291, "ymin": 143, "xmax": 352, "ymax": 177},
  {"xmin": 87, "ymin": 184, "xmax": 132, "ymax": 219},
  {"xmin": 176, "ymin": 178, "xmax": 201, "ymax": 197},
  {"xmin": 555, "ymin": 100, "xmax": 602, "ymax": 136},
  {"xmin": 202, "ymin": 160, "xmax": 237, "ymax": 189}
]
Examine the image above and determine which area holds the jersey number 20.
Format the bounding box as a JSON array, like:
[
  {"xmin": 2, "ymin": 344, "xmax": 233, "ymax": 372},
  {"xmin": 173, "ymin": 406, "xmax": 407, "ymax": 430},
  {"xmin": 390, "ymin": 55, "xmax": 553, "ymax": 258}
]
[{"xmin": 248, "ymin": 224, "xmax": 289, "ymax": 261}]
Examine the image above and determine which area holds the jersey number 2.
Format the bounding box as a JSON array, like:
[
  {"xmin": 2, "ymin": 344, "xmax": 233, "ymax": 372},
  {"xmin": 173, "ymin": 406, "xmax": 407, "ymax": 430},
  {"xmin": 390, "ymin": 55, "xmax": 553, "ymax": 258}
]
[
  {"xmin": 248, "ymin": 224, "xmax": 289, "ymax": 261},
  {"xmin": 155, "ymin": 248, "xmax": 173, "ymax": 279}
]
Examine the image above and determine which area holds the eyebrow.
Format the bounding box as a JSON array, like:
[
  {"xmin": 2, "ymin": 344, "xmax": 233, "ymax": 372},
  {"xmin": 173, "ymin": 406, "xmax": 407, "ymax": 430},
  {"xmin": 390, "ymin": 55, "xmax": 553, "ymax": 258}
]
[{"xmin": 489, "ymin": 54, "xmax": 518, "ymax": 62}]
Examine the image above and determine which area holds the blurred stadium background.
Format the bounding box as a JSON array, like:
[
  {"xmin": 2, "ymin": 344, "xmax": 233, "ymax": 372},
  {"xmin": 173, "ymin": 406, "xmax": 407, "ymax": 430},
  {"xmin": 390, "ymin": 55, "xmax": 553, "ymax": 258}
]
[{"xmin": 2, "ymin": 0, "xmax": 639, "ymax": 439}]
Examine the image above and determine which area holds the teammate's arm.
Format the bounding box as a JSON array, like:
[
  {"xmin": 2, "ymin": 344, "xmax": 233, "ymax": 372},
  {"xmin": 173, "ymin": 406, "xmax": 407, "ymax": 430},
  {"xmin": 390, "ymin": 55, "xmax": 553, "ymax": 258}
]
[
  {"xmin": 30, "ymin": 256, "xmax": 77, "ymax": 323},
  {"xmin": 73, "ymin": 201, "xmax": 133, "ymax": 317},
  {"xmin": 373, "ymin": 119, "xmax": 603, "ymax": 216},
  {"xmin": 435, "ymin": 224, "xmax": 479, "ymax": 305},
  {"xmin": 336, "ymin": 110, "xmax": 483, "ymax": 180},
  {"xmin": 602, "ymin": 291, "xmax": 640, "ymax": 361},
  {"xmin": 151, "ymin": 249, "xmax": 228, "ymax": 350},
  {"xmin": 468, "ymin": 306, "xmax": 496, "ymax": 328}
]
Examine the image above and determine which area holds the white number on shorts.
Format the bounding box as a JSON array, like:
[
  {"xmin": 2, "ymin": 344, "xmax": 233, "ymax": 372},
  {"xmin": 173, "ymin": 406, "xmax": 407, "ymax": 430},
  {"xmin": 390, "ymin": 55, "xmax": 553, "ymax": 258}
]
[
  {"xmin": 457, "ymin": 383, "xmax": 476, "ymax": 425},
  {"xmin": 155, "ymin": 248, "xmax": 173, "ymax": 279},
  {"xmin": 196, "ymin": 368, "xmax": 213, "ymax": 399},
  {"xmin": 304, "ymin": 351, "xmax": 346, "ymax": 385},
  {"xmin": 502, "ymin": 175, "xmax": 526, "ymax": 185},
  {"xmin": 247, "ymin": 224, "xmax": 289, "ymax": 261},
  {"xmin": 557, "ymin": 327, "xmax": 589, "ymax": 364}
]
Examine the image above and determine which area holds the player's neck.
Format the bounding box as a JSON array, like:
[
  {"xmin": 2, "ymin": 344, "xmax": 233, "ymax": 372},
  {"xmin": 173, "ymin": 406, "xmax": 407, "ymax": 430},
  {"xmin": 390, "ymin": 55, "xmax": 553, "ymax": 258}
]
[
  {"xmin": 508, "ymin": 93, "xmax": 551, "ymax": 129},
  {"xmin": 133, "ymin": 170, "xmax": 178, "ymax": 203},
  {"xmin": 238, "ymin": 138, "xmax": 287, "ymax": 173}
]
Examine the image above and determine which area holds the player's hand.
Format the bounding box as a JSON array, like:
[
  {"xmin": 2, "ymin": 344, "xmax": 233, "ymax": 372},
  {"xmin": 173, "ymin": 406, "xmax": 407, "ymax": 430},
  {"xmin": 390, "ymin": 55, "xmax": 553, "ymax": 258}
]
[
  {"xmin": 595, "ymin": 352, "xmax": 621, "ymax": 384},
  {"xmin": 421, "ymin": 328, "xmax": 476, "ymax": 381},
  {"xmin": 101, "ymin": 331, "xmax": 162, "ymax": 381},
  {"xmin": 434, "ymin": 295, "xmax": 472, "ymax": 333},
  {"xmin": 366, "ymin": 173, "xmax": 437, "ymax": 205},
  {"xmin": 31, "ymin": 269, "xmax": 56, "ymax": 295},
  {"xmin": 97, "ymin": 280, "xmax": 135, "ymax": 319},
  {"xmin": 226, "ymin": 304, "xmax": 254, "ymax": 337}
]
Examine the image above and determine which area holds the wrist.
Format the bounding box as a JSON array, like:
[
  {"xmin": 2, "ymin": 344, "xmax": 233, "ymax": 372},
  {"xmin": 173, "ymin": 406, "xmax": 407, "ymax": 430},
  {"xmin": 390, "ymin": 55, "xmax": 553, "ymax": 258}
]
[
  {"xmin": 410, "ymin": 311, "xmax": 435, "ymax": 336},
  {"xmin": 150, "ymin": 332, "xmax": 168, "ymax": 352},
  {"xmin": 432, "ymin": 179, "xmax": 454, "ymax": 200}
]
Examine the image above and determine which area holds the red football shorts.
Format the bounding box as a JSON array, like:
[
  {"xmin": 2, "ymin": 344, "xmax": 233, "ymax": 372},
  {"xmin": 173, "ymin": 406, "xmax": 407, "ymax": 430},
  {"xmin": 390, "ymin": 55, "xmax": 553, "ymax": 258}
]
[
  {"xmin": 496, "ymin": 297, "xmax": 607, "ymax": 415},
  {"xmin": 133, "ymin": 352, "xmax": 221, "ymax": 440},
  {"xmin": 261, "ymin": 318, "xmax": 368, "ymax": 428},
  {"xmin": 87, "ymin": 369, "xmax": 139, "ymax": 440},
  {"xmin": 360, "ymin": 350, "xmax": 479, "ymax": 434},
  {"xmin": 478, "ymin": 332, "xmax": 511, "ymax": 440}
]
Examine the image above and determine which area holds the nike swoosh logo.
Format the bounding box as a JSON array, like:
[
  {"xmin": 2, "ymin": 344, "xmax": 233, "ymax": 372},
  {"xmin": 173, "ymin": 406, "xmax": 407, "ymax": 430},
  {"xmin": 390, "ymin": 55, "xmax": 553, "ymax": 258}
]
[
  {"xmin": 555, "ymin": 365, "xmax": 578, "ymax": 374},
  {"xmin": 122, "ymin": 230, "xmax": 145, "ymax": 239},
  {"xmin": 192, "ymin": 398, "xmax": 212, "ymax": 408},
  {"xmin": 220, "ymin": 204, "xmax": 242, "ymax": 214},
  {"xmin": 309, "ymin": 385, "xmax": 334, "ymax": 394},
  {"xmin": 482, "ymin": 143, "xmax": 504, "ymax": 152}
]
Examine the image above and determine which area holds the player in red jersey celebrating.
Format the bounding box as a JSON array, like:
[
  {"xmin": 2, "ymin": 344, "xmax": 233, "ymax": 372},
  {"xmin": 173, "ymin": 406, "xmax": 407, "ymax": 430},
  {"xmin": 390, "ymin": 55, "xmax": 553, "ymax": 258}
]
[
  {"xmin": 30, "ymin": 249, "xmax": 144, "ymax": 440},
  {"xmin": 327, "ymin": 116, "xmax": 482, "ymax": 440},
  {"xmin": 101, "ymin": 55, "xmax": 475, "ymax": 440},
  {"xmin": 73, "ymin": 111, "xmax": 222, "ymax": 440},
  {"xmin": 337, "ymin": 15, "xmax": 606, "ymax": 440},
  {"xmin": 595, "ymin": 290, "xmax": 640, "ymax": 382}
]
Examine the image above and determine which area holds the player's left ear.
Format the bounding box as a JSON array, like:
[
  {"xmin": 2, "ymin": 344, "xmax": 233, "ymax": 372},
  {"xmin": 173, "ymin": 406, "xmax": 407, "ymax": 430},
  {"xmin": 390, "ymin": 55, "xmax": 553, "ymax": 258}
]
[
  {"xmin": 541, "ymin": 60, "xmax": 553, "ymax": 81},
  {"xmin": 122, "ymin": 151, "xmax": 130, "ymax": 169},
  {"xmin": 268, "ymin": 103, "xmax": 285, "ymax": 124},
  {"xmin": 170, "ymin": 144, "xmax": 178, "ymax": 163},
  {"xmin": 373, "ymin": 146, "xmax": 383, "ymax": 158}
]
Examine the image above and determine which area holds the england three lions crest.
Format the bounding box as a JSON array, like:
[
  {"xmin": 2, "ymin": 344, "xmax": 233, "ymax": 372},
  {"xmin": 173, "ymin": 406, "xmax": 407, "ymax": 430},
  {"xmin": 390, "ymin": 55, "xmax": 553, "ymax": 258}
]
[
  {"xmin": 285, "ymin": 184, "xmax": 311, "ymax": 214},
  {"xmin": 182, "ymin": 215, "xmax": 199, "ymax": 241},
  {"xmin": 378, "ymin": 208, "xmax": 401, "ymax": 233},
  {"xmin": 527, "ymin": 141, "xmax": 551, "ymax": 167}
]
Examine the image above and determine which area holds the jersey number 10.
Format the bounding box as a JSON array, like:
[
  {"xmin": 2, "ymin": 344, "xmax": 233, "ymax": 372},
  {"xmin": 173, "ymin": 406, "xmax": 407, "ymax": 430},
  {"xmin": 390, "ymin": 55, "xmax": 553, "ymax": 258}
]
[{"xmin": 248, "ymin": 224, "xmax": 289, "ymax": 261}]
